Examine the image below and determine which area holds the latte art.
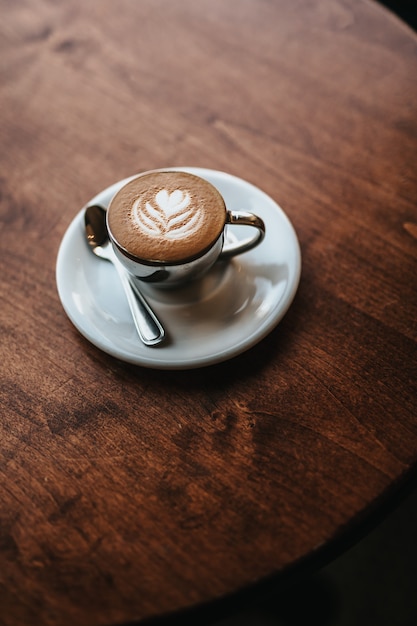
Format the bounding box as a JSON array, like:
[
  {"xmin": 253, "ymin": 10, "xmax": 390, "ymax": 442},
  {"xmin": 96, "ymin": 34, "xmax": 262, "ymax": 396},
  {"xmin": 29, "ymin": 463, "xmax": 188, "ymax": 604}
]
[
  {"xmin": 107, "ymin": 171, "xmax": 227, "ymax": 263},
  {"xmin": 132, "ymin": 188, "xmax": 204, "ymax": 240}
]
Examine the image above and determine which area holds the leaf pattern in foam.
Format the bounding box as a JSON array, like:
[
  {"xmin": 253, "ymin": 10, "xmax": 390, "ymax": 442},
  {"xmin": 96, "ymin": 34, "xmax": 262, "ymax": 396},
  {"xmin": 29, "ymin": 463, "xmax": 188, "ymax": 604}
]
[{"xmin": 132, "ymin": 189, "xmax": 204, "ymax": 240}]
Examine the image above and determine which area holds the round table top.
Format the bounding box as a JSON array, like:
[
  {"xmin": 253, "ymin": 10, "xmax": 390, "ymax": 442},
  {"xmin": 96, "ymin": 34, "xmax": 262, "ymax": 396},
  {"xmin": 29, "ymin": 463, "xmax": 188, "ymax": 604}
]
[{"xmin": 1, "ymin": 1, "xmax": 416, "ymax": 625}]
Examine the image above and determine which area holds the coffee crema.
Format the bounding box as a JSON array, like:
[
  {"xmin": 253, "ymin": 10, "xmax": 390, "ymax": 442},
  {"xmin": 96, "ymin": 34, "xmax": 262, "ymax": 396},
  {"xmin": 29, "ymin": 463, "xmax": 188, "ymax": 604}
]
[{"xmin": 107, "ymin": 171, "xmax": 226, "ymax": 263}]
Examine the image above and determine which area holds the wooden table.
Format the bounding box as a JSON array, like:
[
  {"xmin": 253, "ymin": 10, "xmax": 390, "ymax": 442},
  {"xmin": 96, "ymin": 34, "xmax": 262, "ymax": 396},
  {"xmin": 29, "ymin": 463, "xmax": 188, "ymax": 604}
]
[{"xmin": 1, "ymin": 1, "xmax": 416, "ymax": 624}]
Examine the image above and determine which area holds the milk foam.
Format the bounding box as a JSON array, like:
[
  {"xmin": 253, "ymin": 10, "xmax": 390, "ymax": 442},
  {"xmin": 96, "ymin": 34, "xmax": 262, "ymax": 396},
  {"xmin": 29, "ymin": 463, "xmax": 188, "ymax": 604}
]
[
  {"xmin": 132, "ymin": 188, "xmax": 204, "ymax": 240},
  {"xmin": 107, "ymin": 171, "xmax": 226, "ymax": 263}
]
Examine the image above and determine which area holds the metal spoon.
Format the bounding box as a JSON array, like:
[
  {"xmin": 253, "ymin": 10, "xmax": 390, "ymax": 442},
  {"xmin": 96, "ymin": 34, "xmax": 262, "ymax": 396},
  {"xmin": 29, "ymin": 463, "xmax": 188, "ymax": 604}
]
[{"xmin": 84, "ymin": 204, "xmax": 165, "ymax": 346}]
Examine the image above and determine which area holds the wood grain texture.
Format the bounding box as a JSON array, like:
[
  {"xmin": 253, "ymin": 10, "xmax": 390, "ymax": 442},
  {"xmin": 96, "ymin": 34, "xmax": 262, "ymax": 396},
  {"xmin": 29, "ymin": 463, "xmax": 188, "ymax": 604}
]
[{"xmin": 1, "ymin": 0, "xmax": 416, "ymax": 624}]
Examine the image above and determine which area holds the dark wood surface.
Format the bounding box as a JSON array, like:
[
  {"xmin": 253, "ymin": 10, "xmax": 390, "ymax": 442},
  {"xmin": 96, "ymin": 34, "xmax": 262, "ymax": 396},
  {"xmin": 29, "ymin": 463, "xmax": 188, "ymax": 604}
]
[{"xmin": 1, "ymin": 1, "xmax": 416, "ymax": 624}]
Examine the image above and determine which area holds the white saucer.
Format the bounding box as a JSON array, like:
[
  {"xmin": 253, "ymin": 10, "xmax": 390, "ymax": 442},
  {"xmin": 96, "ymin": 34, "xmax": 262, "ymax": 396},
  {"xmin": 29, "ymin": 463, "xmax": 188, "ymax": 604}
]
[{"xmin": 56, "ymin": 168, "xmax": 301, "ymax": 369}]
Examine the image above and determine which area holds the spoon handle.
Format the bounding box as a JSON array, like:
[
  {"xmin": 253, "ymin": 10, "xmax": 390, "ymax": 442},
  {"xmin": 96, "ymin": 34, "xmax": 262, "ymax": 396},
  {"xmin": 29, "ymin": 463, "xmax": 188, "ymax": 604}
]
[{"xmin": 114, "ymin": 260, "xmax": 165, "ymax": 346}]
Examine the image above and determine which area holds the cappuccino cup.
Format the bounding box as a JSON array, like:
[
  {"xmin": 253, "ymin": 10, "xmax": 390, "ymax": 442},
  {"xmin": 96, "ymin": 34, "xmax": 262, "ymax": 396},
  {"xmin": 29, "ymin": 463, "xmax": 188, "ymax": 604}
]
[{"xmin": 107, "ymin": 170, "xmax": 265, "ymax": 288}]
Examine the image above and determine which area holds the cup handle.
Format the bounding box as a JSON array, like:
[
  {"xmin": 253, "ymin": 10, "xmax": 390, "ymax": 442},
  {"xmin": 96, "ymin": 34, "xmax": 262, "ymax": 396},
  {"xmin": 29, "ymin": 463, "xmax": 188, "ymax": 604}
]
[{"xmin": 220, "ymin": 210, "xmax": 266, "ymax": 258}]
